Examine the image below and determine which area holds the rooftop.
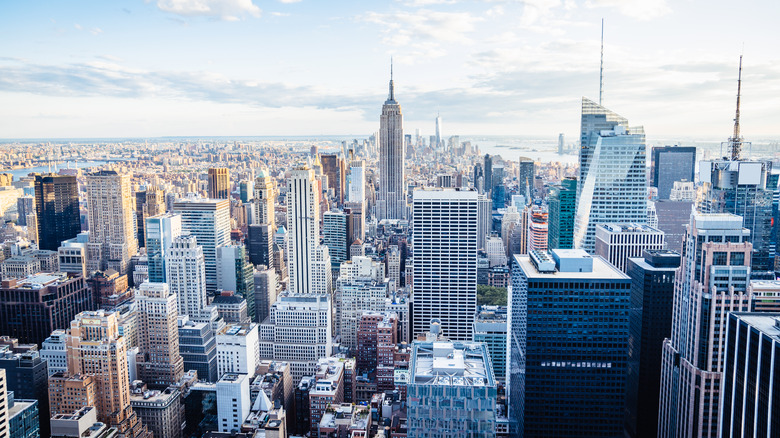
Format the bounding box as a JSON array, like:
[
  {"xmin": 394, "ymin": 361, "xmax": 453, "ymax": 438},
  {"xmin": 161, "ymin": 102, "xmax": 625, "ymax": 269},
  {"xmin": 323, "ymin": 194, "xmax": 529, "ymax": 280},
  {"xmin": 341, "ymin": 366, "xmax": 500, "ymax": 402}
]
[
  {"xmin": 730, "ymin": 313, "xmax": 780, "ymax": 342},
  {"xmin": 410, "ymin": 341, "xmax": 495, "ymax": 387},
  {"xmin": 515, "ymin": 252, "xmax": 628, "ymax": 280},
  {"xmin": 597, "ymin": 223, "xmax": 663, "ymax": 234},
  {"xmin": 218, "ymin": 323, "xmax": 256, "ymax": 337}
]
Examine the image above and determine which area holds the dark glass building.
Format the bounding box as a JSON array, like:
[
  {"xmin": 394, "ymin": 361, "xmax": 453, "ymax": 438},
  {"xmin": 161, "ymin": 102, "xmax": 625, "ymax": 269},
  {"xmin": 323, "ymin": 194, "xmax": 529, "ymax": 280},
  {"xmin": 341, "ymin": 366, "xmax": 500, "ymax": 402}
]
[
  {"xmin": 509, "ymin": 249, "xmax": 631, "ymax": 437},
  {"xmin": 651, "ymin": 146, "xmax": 696, "ymax": 199},
  {"xmin": 246, "ymin": 224, "xmax": 273, "ymax": 268},
  {"xmin": 625, "ymin": 249, "xmax": 680, "ymax": 438},
  {"xmin": 178, "ymin": 317, "xmax": 218, "ymax": 382},
  {"xmin": 34, "ymin": 174, "xmax": 80, "ymax": 251},
  {"xmin": 720, "ymin": 312, "xmax": 780, "ymax": 437},
  {"xmin": 0, "ymin": 350, "xmax": 49, "ymax": 437},
  {"xmin": 548, "ymin": 177, "xmax": 576, "ymax": 249}
]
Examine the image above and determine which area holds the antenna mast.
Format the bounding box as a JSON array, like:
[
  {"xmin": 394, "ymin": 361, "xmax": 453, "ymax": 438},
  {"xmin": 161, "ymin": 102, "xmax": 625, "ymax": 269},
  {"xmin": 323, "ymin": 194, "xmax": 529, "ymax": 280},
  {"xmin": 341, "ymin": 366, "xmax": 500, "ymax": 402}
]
[
  {"xmin": 729, "ymin": 55, "xmax": 743, "ymax": 160},
  {"xmin": 599, "ymin": 18, "xmax": 604, "ymax": 105}
]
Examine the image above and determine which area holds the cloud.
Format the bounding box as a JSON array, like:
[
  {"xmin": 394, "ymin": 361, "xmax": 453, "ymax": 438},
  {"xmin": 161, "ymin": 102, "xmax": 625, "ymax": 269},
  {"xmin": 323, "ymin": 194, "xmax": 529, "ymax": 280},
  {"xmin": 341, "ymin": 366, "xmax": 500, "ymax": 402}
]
[
  {"xmin": 156, "ymin": 0, "xmax": 261, "ymax": 20},
  {"xmin": 277, "ymin": 0, "xmax": 301, "ymax": 3},
  {"xmin": 397, "ymin": 0, "xmax": 458, "ymax": 6},
  {"xmin": 90, "ymin": 27, "xmax": 104, "ymax": 35},
  {"xmin": 584, "ymin": 0, "xmax": 671, "ymax": 20},
  {"xmin": 74, "ymin": 23, "xmax": 83, "ymax": 30}
]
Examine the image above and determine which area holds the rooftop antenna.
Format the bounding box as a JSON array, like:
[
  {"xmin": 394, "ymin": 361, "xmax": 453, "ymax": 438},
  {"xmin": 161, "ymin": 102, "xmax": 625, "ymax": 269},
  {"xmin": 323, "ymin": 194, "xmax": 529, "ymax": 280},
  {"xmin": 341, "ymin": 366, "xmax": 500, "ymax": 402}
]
[
  {"xmin": 388, "ymin": 57, "xmax": 395, "ymax": 101},
  {"xmin": 599, "ymin": 18, "xmax": 604, "ymax": 105},
  {"xmin": 729, "ymin": 55, "xmax": 744, "ymax": 160}
]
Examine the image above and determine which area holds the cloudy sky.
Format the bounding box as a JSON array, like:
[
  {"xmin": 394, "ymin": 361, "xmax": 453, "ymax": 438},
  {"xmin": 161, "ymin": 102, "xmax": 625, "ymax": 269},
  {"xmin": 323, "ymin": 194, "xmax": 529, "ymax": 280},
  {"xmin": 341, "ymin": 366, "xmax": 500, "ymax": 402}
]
[{"xmin": 1, "ymin": 0, "xmax": 778, "ymax": 139}]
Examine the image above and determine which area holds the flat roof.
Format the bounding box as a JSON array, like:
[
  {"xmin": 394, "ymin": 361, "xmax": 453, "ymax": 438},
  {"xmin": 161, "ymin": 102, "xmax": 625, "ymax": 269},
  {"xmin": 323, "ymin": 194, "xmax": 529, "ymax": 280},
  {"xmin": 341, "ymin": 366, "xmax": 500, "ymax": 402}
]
[
  {"xmin": 731, "ymin": 313, "xmax": 780, "ymax": 342},
  {"xmin": 412, "ymin": 188, "xmax": 478, "ymax": 200},
  {"xmin": 514, "ymin": 254, "xmax": 629, "ymax": 280},
  {"xmin": 410, "ymin": 341, "xmax": 495, "ymax": 387}
]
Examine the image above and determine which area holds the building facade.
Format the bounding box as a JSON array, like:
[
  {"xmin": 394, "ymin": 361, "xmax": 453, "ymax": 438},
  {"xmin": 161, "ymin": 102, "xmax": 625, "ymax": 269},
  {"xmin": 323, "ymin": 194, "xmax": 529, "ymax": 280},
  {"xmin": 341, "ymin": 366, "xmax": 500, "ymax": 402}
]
[
  {"xmin": 377, "ymin": 69, "xmax": 406, "ymax": 221},
  {"xmin": 34, "ymin": 174, "xmax": 80, "ymax": 251},
  {"xmin": 85, "ymin": 170, "xmax": 138, "ymax": 275}
]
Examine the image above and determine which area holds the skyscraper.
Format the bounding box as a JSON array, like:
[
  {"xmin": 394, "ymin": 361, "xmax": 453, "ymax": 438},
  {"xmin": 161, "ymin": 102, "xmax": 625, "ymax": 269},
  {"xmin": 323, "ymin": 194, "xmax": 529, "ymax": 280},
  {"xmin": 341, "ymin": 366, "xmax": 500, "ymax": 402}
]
[
  {"xmin": 651, "ymin": 146, "xmax": 696, "ymax": 200},
  {"xmin": 411, "ymin": 189, "xmax": 478, "ymax": 341},
  {"xmin": 166, "ymin": 235, "xmax": 208, "ymax": 319},
  {"xmin": 594, "ymin": 223, "xmax": 665, "ymax": 273},
  {"xmin": 135, "ymin": 282, "xmax": 184, "ymax": 388},
  {"xmin": 323, "ymin": 210, "xmax": 348, "ymax": 269},
  {"xmin": 527, "ymin": 208, "xmax": 548, "ymax": 252},
  {"xmin": 144, "ymin": 213, "xmax": 182, "ymax": 283},
  {"xmin": 625, "ymin": 249, "xmax": 680, "ymax": 438},
  {"xmin": 246, "ymin": 223, "xmax": 273, "ymax": 268},
  {"xmin": 135, "ymin": 188, "xmax": 165, "ymax": 248},
  {"xmin": 286, "ymin": 167, "xmax": 320, "ymax": 295},
  {"xmin": 434, "ymin": 113, "xmax": 442, "ymax": 149},
  {"xmin": 33, "ymin": 174, "xmax": 80, "ymax": 251},
  {"xmin": 347, "ymin": 159, "xmax": 365, "ymax": 203},
  {"xmin": 216, "ymin": 244, "xmax": 255, "ymax": 321},
  {"xmin": 484, "ymin": 155, "xmax": 493, "ymax": 197},
  {"xmin": 658, "ymin": 213, "xmax": 752, "ymax": 438},
  {"xmin": 517, "ymin": 157, "xmax": 535, "ymax": 199},
  {"xmin": 574, "ymin": 98, "xmax": 647, "ymax": 253},
  {"xmin": 86, "ymin": 170, "xmax": 138, "ymax": 275},
  {"xmin": 253, "ymin": 168, "xmax": 276, "ymax": 229},
  {"xmin": 172, "ymin": 197, "xmax": 230, "ymax": 295},
  {"xmin": 60, "ymin": 310, "xmax": 149, "ymax": 437},
  {"xmin": 207, "ymin": 168, "xmax": 230, "ymax": 200},
  {"xmin": 509, "ymin": 249, "xmax": 631, "ymax": 437},
  {"xmin": 548, "ymin": 177, "xmax": 576, "ymax": 249},
  {"xmin": 377, "ymin": 66, "xmax": 406, "ymax": 220},
  {"xmin": 253, "ymin": 266, "xmax": 277, "ymax": 324},
  {"xmin": 320, "ymin": 154, "xmax": 345, "ymax": 206}
]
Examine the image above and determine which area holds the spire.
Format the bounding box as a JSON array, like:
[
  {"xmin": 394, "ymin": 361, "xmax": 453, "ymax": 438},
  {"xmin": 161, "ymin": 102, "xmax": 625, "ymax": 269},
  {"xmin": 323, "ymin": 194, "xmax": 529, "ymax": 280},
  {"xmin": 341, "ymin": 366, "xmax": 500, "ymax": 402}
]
[
  {"xmin": 599, "ymin": 18, "xmax": 604, "ymax": 105},
  {"xmin": 388, "ymin": 57, "xmax": 395, "ymax": 102},
  {"xmin": 729, "ymin": 55, "xmax": 743, "ymax": 160}
]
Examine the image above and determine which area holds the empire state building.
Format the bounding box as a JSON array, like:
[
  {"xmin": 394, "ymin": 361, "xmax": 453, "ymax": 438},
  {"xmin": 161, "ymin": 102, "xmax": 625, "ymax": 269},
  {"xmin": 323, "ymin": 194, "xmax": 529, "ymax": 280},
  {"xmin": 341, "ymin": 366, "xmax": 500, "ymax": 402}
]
[{"xmin": 377, "ymin": 64, "xmax": 406, "ymax": 220}]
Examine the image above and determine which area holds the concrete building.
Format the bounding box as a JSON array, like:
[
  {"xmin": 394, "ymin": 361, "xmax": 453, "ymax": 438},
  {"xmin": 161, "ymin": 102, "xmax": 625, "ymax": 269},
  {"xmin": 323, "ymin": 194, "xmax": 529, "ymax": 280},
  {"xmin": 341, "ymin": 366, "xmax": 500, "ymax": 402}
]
[
  {"xmin": 317, "ymin": 403, "xmax": 370, "ymax": 438},
  {"xmin": 253, "ymin": 168, "xmax": 276, "ymax": 229},
  {"xmin": 509, "ymin": 249, "xmax": 631, "ymax": 437},
  {"xmin": 85, "ymin": 170, "xmax": 138, "ymax": 276},
  {"xmin": 485, "ymin": 236, "xmax": 507, "ymax": 267},
  {"xmin": 212, "ymin": 292, "xmax": 248, "ymax": 324},
  {"xmin": 574, "ymin": 98, "xmax": 647, "ymax": 253},
  {"xmin": 216, "ymin": 373, "xmax": 250, "ymax": 433},
  {"xmin": 40, "ymin": 330, "xmax": 68, "ymax": 375},
  {"xmin": 89, "ymin": 269, "xmax": 132, "ymax": 309},
  {"xmin": 253, "ymin": 267, "xmax": 277, "ymax": 324},
  {"xmin": 33, "ymin": 174, "xmax": 80, "ymax": 251},
  {"xmin": 135, "ymin": 188, "xmax": 166, "ymax": 249},
  {"xmin": 335, "ymin": 277, "xmax": 389, "ymax": 349},
  {"xmin": 129, "ymin": 383, "xmax": 183, "ymax": 438},
  {"xmin": 659, "ymin": 213, "xmax": 753, "ymax": 438},
  {"xmin": 144, "ymin": 213, "xmax": 181, "ymax": 283},
  {"xmin": 216, "ymin": 323, "xmax": 259, "ymax": 378},
  {"xmin": 172, "ymin": 196, "xmax": 231, "ymax": 295},
  {"xmin": 166, "ymin": 235, "xmax": 208, "ymax": 319},
  {"xmin": 57, "ymin": 235, "xmax": 88, "ymax": 277},
  {"xmin": 286, "ymin": 167, "xmax": 321, "ymax": 295},
  {"xmin": 412, "ymin": 189, "xmax": 478, "ymax": 341},
  {"xmin": 594, "ymin": 223, "xmax": 665, "ymax": 273},
  {"xmin": 407, "ymin": 341, "xmax": 497, "ymax": 438},
  {"xmin": 377, "ymin": 67, "xmax": 406, "ymax": 221},
  {"xmin": 0, "ymin": 273, "xmax": 91, "ymax": 346},
  {"xmin": 258, "ymin": 294, "xmax": 332, "ymax": 384},
  {"xmin": 207, "ymin": 168, "xmax": 230, "ymax": 200},
  {"xmin": 308, "ymin": 357, "xmax": 346, "ymax": 432},
  {"xmin": 49, "ymin": 406, "xmax": 118, "ymax": 438},
  {"xmin": 135, "ymin": 282, "xmax": 184, "ymax": 387}
]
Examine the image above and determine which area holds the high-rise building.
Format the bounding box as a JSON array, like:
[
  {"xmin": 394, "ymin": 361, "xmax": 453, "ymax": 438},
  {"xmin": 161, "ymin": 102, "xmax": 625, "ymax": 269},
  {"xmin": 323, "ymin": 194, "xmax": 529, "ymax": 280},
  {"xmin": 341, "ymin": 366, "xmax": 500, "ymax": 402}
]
[
  {"xmin": 323, "ymin": 210, "xmax": 348, "ymax": 269},
  {"xmin": 40, "ymin": 330, "xmax": 68, "ymax": 375},
  {"xmin": 144, "ymin": 213, "xmax": 181, "ymax": 283},
  {"xmin": 558, "ymin": 133, "xmax": 564, "ymax": 154},
  {"xmin": 659, "ymin": 213, "xmax": 753, "ymax": 438},
  {"xmin": 135, "ymin": 282, "xmax": 184, "ymax": 387},
  {"xmin": 651, "ymin": 146, "xmax": 696, "ymax": 200},
  {"xmin": 473, "ymin": 306, "xmax": 507, "ymax": 385},
  {"xmin": 484, "ymin": 155, "xmax": 493, "ymax": 197},
  {"xmin": 286, "ymin": 167, "xmax": 321, "ymax": 295},
  {"xmin": 0, "ymin": 369, "xmax": 7, "ymax": 438},
  {"xmin": 0, "ymin": 273, "xmax": 92, "ymax": 346},
  {"xmin": 700, "ymin": 159, "xmax": 776, "ymax": 274},
  {"xmin": 574, "ymin": 98, "xmax": 647, "ymax": 253},
  {"xmin": 387, "ymin": 245, "xmax": 401, "ymax": 290},
  {"xmin": 85, "ymin": 170, "xmax": 138, "ymax": 275},
  {"xmin": 335, "ymin": 277, "xmax": 389, "ymax": 349},
  {"xmin": 594, "ymin": 223, "xmax": 665, "ymax": 273},
  {"xmin": 246, "ymin": 224, "xmax": 273, "ymax": 268},
  {"xmin": 477, "ymin": 194, "xmax": 491, "ymax": 250},
  {"xmin": 253, "ymin": 267, "xmax": 277, "ymax": 324},
  {"xmin": 258, "ymin": 294, "xmax": 332, "ymax": 384},
  {"xmin": 207, "ymin": 168, "xmax": 230, "ymax": 200},
  {"xmin": 407, "ymin": 341, "xmax": 497, "ymax": 438},
  {"xmin": 0, "ymin": 350, "xmax": 49, "ymax": 437},
  {"xmin": 548, "ymin": 177, "xmax": 576, "ymax": 250},
  {"xmin": 135, "ymin": 188, "xmax": 165, "ymax": 248},
  {"xmin": 7, "ymin": 391, "xmax": 39, "ymax": 438},
  {"xmin": 129, "ymin": 382, "xmax": 183, "ymax": 438},
  {"xmin": 434, "ymin": 114, "xmax": 442, "ymax": 149},
  {"xmin": 253, "ymin": 168, "xmax": 276, "ymax": 229},
  {"xmin": 166, "ymin": 235, "xmax": 208, "ymax": 319},
  {"xmin": 517, "ymin": 157, "xmax": 535, "ymax": 199},
  {"xmin": 16, "ymin": 195, "xmax": 34, "ymax": 227},
  {"xmin": 624, "ymin": 249, "xmax": 680, "ymax": 438},
  {"xmin": 411, "ymin": 189, "xmax": 477, "ymax": 341},
  {"xmin": 377, "ymin": 67, "xmax": 406, "ymax": 221},
  {"xmin": 344, "ymin": 202, "xmax": 365, "ymax": 246},
  {"xmin": 58, "ymin": 310, "xmax": 149, "ymax": 437},
  {"xmin": 216, "ymin": 323, "xmax": 259, "ymax": 378},
  {"xmin": 177, "ymin": 316, "xmax": 218, "ymax": 382},
  {"xmin": 320, "ymin": 154, "xmax": 346, "ymax": 206},
  {"xmin": 307, "ymin": 356, "xmax": 346, "ymax": 432},
  {"xmin": 720, "ymin": 312, "xmax": 780, "ymax": 436},
  {"xmin": 58, "ymin": 234, "xmax": 88, "ymax": 277},
  {"xmin": 172, "ymin": 197, "xmax": 230, "ymax": 295},
  {"xmin": 33, "ymin": 174, "xmax": 80, "ymax": 251},
  {"xmin": 509, "ymin": 249, "xmax": 631, "ymax": 437},
  {"xmin": 217, "ymin": 245, "xmax": 255, "ymax": 321},
  {"xmin": 216, "ymin": 373, "xmax": 250, "ymax": 433},
  {"xmin": 527, "ymin": 208, "xmax": 548, "ymax": 252},
  {"xmin": 348, "ymin": 160, "xmax": 365, "ymax": 203},
  {"xmin": 653, "ymin": 197, "xmax": 694, "ymax": 254}
]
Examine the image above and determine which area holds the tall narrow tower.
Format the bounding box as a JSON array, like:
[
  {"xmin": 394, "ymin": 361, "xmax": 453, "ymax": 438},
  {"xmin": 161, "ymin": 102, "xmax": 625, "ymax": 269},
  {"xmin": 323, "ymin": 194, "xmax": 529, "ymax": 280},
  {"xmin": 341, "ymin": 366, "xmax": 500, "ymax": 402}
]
[
  {"xmin": 85, "ymin": 170, "xmax": 138, "ymax": 275},
  {"xmin": 287, "ymin": 167, "xmax": 321, "ymax": 294},
  {"xmin": 377, "ymin": 62, "xmax": 406, "ymax": 220}
]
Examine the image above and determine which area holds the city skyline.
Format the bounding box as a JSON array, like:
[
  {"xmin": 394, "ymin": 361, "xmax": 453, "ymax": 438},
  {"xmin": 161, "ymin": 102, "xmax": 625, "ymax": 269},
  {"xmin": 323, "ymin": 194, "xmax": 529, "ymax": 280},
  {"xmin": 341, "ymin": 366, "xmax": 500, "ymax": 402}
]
[{"xmin": 1, "ymin": 1, "xmax": 779, "ymax": 139}]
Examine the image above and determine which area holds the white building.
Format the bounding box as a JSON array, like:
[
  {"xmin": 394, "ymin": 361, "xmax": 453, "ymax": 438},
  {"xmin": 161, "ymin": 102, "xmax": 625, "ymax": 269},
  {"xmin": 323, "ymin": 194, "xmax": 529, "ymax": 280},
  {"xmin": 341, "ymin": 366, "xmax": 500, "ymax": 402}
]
[
  {"xmin": 286, "ymin": 167, "xmax": 320, "ymax": 295},
  {"xmin": 166, "ymin": 235, "xmax": 208, "ymax": 320},
  {"xmin": 412, "ymin": 189, "xmax": 478, "ymax": 341},
  {"xmin": 258, "ymin": 294, "xmax": 332, "ymax": 384},
  {"xmin": 336, "ymin": 278, "xmax": 390, "ymax": 349},
  {"xmin": 216, "ymin": 323, "xmax": 260, "ymax": 379},
  {"xmin": 594, "ymin": 223, "xmax": 665, "ymax": 273},
  {"xmin": 348, "ymin": 160, "xmax": 365, "ymax": 203},
  {"xmin": 485, "ymin": 236, "xmax": 507, "ymax": 267},
  {"xmin": 310, "ymin": 245, "xmax": 332, "ymax": 295},
  {"xmin": 387, "ymin": 245, "xmax": 401, "ymax": 291},
  {"xmin": 40, "ymin": 329, "xmax": 68, "ymax": 375},
  {"xmin": 253, "ymin": 168, "xmax": 276, "ymax": 229},
  {"xmin": 216, "ymin": 373, "xmax": 251, "ymax": 433},
  {"xmin": 57, "ymin": 233, "xmax": 89, "ymax": 277}
]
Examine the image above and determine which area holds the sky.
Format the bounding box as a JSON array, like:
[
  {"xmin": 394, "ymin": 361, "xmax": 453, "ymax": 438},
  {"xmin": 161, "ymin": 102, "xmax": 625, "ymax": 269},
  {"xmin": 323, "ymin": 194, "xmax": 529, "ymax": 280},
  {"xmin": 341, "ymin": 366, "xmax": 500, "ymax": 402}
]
[{"xmin": 1, "ymin": 0, "xmax": 779, "ymax": 140}]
